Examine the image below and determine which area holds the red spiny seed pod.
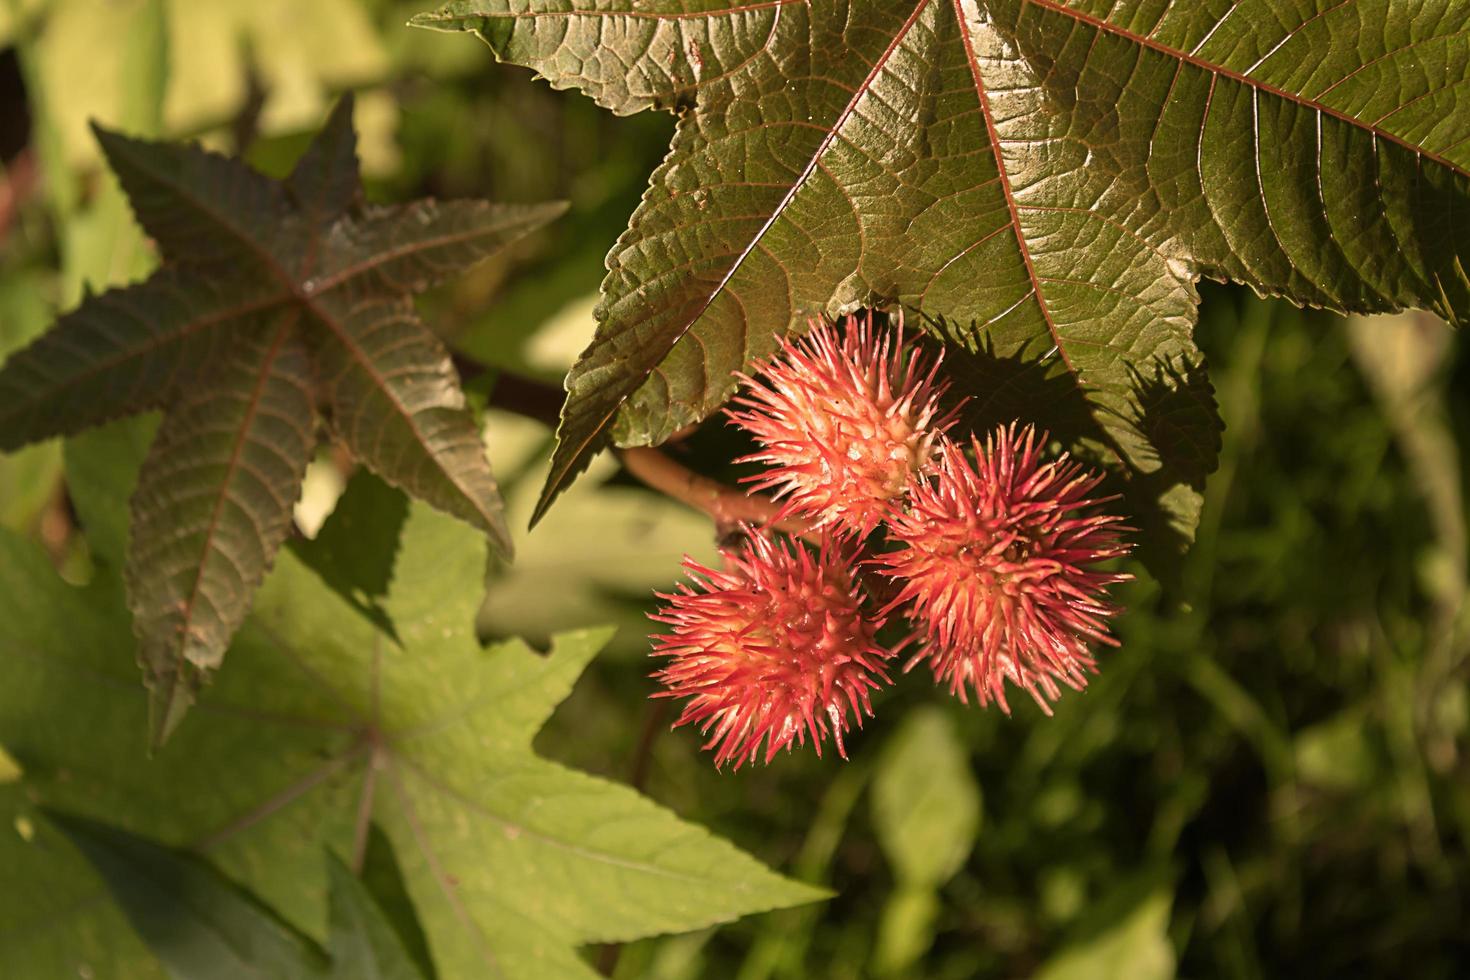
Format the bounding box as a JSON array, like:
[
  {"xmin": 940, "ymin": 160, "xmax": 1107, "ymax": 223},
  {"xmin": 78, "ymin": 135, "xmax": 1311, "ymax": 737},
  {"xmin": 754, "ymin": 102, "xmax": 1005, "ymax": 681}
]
[
  {"xmin": 874, "ymin": 424, "xmax": 1132, "ymax": 713},
  {"xmin": 727, "ymin": 312, "xmax": 957, "ymax": 539},
  {"xmin": 650, "ymin": 530, "xmax": 896, "ymax": 769}
]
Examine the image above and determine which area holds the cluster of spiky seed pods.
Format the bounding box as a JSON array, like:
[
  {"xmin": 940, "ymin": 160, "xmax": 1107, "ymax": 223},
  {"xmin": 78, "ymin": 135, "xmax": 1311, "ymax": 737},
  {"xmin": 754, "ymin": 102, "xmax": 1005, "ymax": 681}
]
[{"xmin": 651, "ymin": 313, "xmax": 1132, "ymax": 769}]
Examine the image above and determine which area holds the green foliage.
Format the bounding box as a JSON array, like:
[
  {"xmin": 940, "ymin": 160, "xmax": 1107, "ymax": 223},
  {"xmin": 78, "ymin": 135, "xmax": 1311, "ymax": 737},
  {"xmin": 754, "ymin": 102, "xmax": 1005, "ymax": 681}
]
[
  {"xmin": 0, "ymin": 498, "xmax": 821, "ymax": 978},
  {"xmin": 4, "ymin": 5, "xmax": 1470, "ymax": 979},
  {"xmin": 0, "ymin": 99, "xmax": 565, "ymax": 738},
  {"xmin": 1033, "ymin": 881, "xmax": 1175, "ymax": 980},
  {"xmin": 413, "ymin": 0, "xmax": 1470, "ymax": 553},
  {"xmin": 49, "ymin": 813, "xmax": 435, "ymax": 980},
  {"xmin": 47, "ymin": 813, "xmax": 335, "ymax": 979},
  {"xmin": 870, "ymin": 708, "xmax": 981, "ymax": 973}
]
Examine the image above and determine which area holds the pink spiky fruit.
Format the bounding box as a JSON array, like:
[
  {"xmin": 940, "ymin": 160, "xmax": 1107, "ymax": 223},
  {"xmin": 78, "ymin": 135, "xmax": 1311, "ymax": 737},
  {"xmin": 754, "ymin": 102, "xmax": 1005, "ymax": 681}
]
[
  {"xmin": 727, "ymin": 312, "xmax": 956, "ymax": 539},
  {"xmin": 875, "ymin": 424, "xmax": 1131, "ymax": 713},
  {"xmin": 651, "ymin": 530, "xmax": 896, "ymax": 768}
]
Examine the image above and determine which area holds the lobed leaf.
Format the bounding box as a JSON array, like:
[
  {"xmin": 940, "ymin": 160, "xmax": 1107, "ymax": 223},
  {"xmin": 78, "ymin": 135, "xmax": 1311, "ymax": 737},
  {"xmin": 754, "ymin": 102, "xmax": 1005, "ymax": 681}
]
[
  {"xmin": 414, "ymin": 0, "xmax": 1470, "ymax": 544},
  {"xmin": 0, "ymin": 504, "xmax": 825, "ymax": 979},
  {"xmin": 288, "ymin": 94, "xmax": 366, "ymax": 229},
  {"xmin": 93, "ymin": 123, "xmax": 294, "ymax": 272},
  {"xmin": 0, "ymin": 101, "xmax": 565, "ymax": 731}
]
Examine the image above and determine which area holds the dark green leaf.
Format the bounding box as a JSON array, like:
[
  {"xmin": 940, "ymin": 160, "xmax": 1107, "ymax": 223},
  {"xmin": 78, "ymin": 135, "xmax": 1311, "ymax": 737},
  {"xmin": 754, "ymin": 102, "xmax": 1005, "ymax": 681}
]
[
  {"xmin": 289, "ymin": 470, "xmax": 410, "ymax": 641},
  {"xmin": 288, "ymin": 94, "xmax": 364, "ymax": 227},
  {"xmin": 356, "ymin": 826, "xmax": 437, "ymax": 980},
  {"xmin": 327, "ymin": 850, "xmax": 431, "ymax": 980},
  {"xmin": 0, "ymin": 100, "xmax": 565, "ymax": 734},
  {"xmin": 44, "ymin": 811, "xmax": 330, "ymax": 980},
  {"xmin": 93, "ymin": 123, "xmax": 293, "ymax": 272},
  {"xmin": 316, "ymin": 200, "xmax": 570, "ymax": 294},
  {"xmin": 414, "ymin": 0, "xmax": 1470, "ymax": 543}
]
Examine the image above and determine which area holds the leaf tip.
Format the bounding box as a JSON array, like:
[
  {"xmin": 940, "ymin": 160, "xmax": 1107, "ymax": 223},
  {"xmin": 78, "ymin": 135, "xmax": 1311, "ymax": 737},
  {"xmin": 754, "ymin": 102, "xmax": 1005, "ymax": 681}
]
[{"xmin": 146, "ymin": 668, "xmax": 199, "ymax": 749}]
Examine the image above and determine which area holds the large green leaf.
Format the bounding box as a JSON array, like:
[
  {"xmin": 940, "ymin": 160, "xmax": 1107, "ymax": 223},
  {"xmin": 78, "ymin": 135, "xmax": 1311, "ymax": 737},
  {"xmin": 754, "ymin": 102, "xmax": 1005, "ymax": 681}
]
[
  {"xmin": 0, "ymin": 504, "xmax": 823, "ymax": 980},
  {"xmin": 0, "ymin": 96, "xmax": 566, "ymax": 735},
  {"xmin": 413, "ymin": 0, "xmax": 1470, "ymax": 546}
]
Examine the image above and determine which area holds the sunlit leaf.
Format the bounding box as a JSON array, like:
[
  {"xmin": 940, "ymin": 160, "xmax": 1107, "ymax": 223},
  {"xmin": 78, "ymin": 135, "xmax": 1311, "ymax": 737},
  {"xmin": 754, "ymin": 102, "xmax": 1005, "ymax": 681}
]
[
  {"xmin": 0, "ymin": 504, "xmax": 824, "ymax": 979},
  {"xmin": 414, "ymin": 0, "xmax": 1470, "ymax": 551}
]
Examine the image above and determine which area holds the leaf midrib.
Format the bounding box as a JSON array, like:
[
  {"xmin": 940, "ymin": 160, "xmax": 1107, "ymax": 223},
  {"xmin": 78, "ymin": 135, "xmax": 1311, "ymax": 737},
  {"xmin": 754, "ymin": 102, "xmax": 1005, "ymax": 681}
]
[
  {"xmin": 125, "ymin": 144, "xmax": 504, "ymax": 537},
  {"xmin": 954, "ymin": 0, "xmax": 1074, "ymax": 375},
  {"xmin": 0, "ymin": 289, "xmax": 290, "ymax": 440},
  {"xmin": 542, "ymin": 0, "xmax": 934, "ymax": 510},
  {"xmin": 165, "ymin": 312, "xmax": 305, "ymax": 679},
  {"xmin": 414, "ymin": 0, "xmax": 801, "ymax": 25}
]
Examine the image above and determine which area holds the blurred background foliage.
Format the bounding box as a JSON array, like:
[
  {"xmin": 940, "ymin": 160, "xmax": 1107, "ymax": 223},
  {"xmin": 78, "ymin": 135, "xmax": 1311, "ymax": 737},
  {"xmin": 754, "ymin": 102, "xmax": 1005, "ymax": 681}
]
[{"xmin": 1, "ymin": 2, "xmax": 1468, "ymax": 977}]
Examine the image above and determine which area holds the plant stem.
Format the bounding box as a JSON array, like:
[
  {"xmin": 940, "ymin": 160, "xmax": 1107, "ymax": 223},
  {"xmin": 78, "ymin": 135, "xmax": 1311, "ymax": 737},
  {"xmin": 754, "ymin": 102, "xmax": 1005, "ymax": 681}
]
[
  {"xmin": 473, "ymin": 360, "xmax": 811, "ymax": 539},
  {"xmin": 617, "ymin": 446, "xmax": 810, "ymax": 539}
]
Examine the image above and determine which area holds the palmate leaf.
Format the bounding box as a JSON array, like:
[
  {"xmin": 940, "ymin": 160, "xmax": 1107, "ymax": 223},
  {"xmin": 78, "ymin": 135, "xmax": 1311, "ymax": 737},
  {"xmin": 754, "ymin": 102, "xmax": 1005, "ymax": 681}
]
[
  {"xmin": 413, "ymin": 0, "xmax": 1470, "ymax": 546},
  {"xmin": 0, "ymin": 95, "xmax": 567, "ymax": 739},
  {"xmin": 0, "ymin": 504, "xmax": 824, "ymax": 980}
]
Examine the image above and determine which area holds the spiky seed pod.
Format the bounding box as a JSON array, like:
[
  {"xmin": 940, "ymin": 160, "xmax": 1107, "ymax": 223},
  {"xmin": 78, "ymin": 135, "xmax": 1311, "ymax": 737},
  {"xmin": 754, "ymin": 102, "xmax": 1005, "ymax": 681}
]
[
  {"xmin": 651, "ymin": 530, "xmax": 896, "ymax": 769},
  {"xmin": 874, "ymin": 424, "xmax": 1131, "ymax": 713},
  {"xmin": 727, "ymin": 313, "xmax": 957, "ymax": 539}
]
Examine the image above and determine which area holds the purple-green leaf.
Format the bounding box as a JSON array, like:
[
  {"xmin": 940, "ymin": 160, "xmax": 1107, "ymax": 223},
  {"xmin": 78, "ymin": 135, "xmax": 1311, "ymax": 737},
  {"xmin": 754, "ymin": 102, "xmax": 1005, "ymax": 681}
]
[
  {"xmin": 413, "ymin": 0, "xmax": 1470, "ymax": 548},
  {"xmin": 0, "ymin": 97, "xmax": 566, "ymax": 738}
]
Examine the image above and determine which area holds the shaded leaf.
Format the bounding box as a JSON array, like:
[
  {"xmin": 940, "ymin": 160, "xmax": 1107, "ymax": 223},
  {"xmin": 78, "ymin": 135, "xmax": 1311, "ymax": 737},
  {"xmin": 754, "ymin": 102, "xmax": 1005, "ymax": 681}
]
[
  {"xmin": 309, "ymin": 288, "xmax": 511, "ymax": 553},
  {"xmin": 356, "ymin": 826, "xmax": 438, "ymax": 980},
  {"xmin": 0, "ymin": 269, "xmax": 264, "ymax": 449},
  {"xmin": 327, "ymin": 850, "xmax": 432, "ymax": 980},
  {"xmin": 0, "ymin": 505, "xmax": 824, "ymax": 979},
  {"xmin": 288, "ymin": 470, "xmax": 411, "ymax": 642},
  {"xmin": 414, "ymin": 0, "xmax": 1470, "ymax": 543},
  {"xmin": 46, "ymin": 814, "xmax": 433, "ymax": 980},
  {"xmin": 126, "ymin": 316, "xmax": 318, "ymax": 743},
  {"xmin": 45, "ymin": 811, "xmax": 330, "ymax": 980},
  {"xmin": 0, "ymin": 100, "xmax": 564, "ymax": 733},
  {"xmin": 94, "ymin": 124, "xmax": 293, "ymax": 271},
  {"xmin": 318, "ymin": 200, "xmax": 570, "ymax": 294},
  {"xmin": 288, "ymin": 94, "xmax": 365, "ymax": 228}
]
